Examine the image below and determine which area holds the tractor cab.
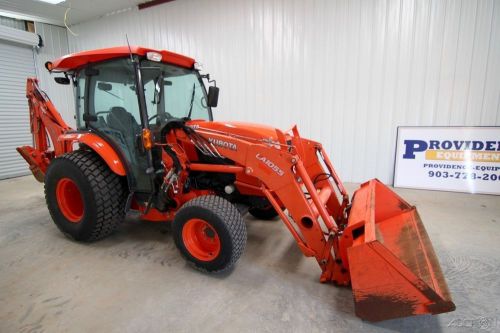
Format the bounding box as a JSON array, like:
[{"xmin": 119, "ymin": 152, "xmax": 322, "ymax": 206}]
[{"xmin": 50, "ymin": 47, "xmax": 218, "ymax": 195}]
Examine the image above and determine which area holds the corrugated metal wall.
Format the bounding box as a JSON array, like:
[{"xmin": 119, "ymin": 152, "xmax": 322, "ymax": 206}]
[
  {"xmin": 67, "ymin": 0, "xmax": 500, "ymax": 183},
  {"xmin": 35, "ymin": 22, "xmax": 75, "ymax": 127},
  {"xmin": 0, "ymin": 40, "xmax": 35, "ymax": 179}
]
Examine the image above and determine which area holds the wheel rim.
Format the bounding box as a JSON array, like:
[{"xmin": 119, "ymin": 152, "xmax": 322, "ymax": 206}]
[
  {"xmin": 56, "ymin": 178, "xmax": 84, "ymax": 223},
  {"xmin": 182, "ymin": 218, "xmax": 221, "ymax": 261}
]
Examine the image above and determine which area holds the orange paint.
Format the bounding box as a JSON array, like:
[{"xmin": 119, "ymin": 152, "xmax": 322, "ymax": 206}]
[
  {"xmin": 55, "ymin": 178, "xmax": 83, "ymax": 223},
  {"xmin": 182, "ymin": 218, "xmax": 221, "ymax": 261},
  {"xmin": 51, "ymin": 46, "xmax": 195, "ymax": 71},
  {"xmin": 59, "ymin": 132, "xmax": 126, "ymax": 176}
]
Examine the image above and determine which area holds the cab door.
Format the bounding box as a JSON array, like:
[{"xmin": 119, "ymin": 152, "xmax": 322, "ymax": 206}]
[{"xmin": 75, "ymin": 58, "xmax": 154, "ymax": 194}]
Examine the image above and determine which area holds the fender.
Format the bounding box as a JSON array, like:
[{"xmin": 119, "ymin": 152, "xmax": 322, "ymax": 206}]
[{"xmin": 59, "ymin": 132, "xmax": 126, "ymax": 176}]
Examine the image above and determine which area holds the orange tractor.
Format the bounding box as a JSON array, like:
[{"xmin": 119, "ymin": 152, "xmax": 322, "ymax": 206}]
[{"xmin": 17, "ymin": 46, "xmax": 454, "ymax": 321}]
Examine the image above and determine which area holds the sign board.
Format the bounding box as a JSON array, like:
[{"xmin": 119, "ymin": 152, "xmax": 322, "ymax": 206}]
[{"xmin": 394, "ymin": 127, "xmax": 500, "ymax": 195}]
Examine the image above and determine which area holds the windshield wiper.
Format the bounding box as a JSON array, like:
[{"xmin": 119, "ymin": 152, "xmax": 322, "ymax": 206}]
[
  {"xmin": 186, "ymin": 83, "xmax": 196, "ymax": 119},
  {"xmin": 103, "ymin": 90, "xmax": 123, "ymax": 100}
]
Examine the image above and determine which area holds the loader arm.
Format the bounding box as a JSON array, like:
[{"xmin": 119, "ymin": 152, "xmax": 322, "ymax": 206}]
[
  {"xmin": 181, "ymin": 121, "xmax": 455, "ymax": 321},
  {"xmin": 187, "ymin": 124, "xmax": 352, "ymax": 283}
]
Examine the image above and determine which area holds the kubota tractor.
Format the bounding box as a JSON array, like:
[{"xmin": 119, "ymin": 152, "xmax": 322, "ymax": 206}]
[{"xmin": 17, "ymin": 46, "xmax": 455, "ymax": 321}]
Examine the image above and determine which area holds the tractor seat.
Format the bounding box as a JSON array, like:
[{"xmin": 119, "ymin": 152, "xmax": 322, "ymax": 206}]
[
  {"xmin": 106, "ymin": 106, "xmax": 141, "ymax": 149},
  {"xmin": 106, "ymin": 107, "xmax": 140, "ymax": 136}
]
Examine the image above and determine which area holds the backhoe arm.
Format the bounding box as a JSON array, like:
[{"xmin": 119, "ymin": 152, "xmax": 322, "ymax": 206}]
[{"xmin": 17, "ymin": 78, "xmax": 72, "ymax": 181}]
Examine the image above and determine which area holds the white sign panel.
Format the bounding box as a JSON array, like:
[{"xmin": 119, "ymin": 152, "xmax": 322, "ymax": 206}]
[{"xmin": 394, "ymin": 127, "xmax": 500, "ymax": 195}]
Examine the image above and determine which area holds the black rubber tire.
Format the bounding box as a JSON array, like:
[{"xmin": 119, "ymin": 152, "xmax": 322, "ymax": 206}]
[
  {"xmin": 173, "ymin": 195, "xmax": 247, "ymax": 273},
  {"xmin": 44, "ymin": 150, "xmax": 127, "ymax": 242},
  {"xmin": 248, "ymin": 206, "xmax": 280, "ymax": 220}
]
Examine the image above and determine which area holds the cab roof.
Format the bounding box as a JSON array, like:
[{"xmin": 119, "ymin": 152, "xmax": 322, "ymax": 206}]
[{"xmin": 50, "ymin": 46, "xmax": 195, "ymax": 72}]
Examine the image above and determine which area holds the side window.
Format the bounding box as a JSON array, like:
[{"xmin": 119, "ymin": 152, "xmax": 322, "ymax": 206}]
[
  {"xmin": 91, "ymin": 61, "xmax": 141, "ymax": 125},
  {"xmin": 94, "ymin": 81, "xmax": 121, "ymax": 113},
  {"xmin": 75, "ymin": 58, "xmax": 142, "ymax": 129}
]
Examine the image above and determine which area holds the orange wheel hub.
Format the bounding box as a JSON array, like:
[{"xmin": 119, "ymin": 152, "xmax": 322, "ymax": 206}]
[
  {"xmin": 56, "ymin": 178, "xmax": 84, "ymax": 223},
  {"xmin": 182, "ymin": 218, "xmax": 221, "ymax": 261}
]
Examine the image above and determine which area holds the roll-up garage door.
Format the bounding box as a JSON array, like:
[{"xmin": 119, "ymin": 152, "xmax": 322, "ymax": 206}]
[{"xmin": 0, "ymin": 33, "xmax": 36, "ymax": 179}]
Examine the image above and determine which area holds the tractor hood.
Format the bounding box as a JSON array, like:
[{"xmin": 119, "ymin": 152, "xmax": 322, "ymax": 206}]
[{"xmin": 190, "ymin": 120, "xmax": 284, "ymax": 143}]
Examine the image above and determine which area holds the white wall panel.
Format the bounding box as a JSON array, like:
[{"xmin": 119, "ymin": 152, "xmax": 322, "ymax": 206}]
[
  {"xmin": 66, "ymin": 0, "xmax": 500, "ymax": 183},
  {"xmin": 0, "ymin": 40, "xmax": 35, "ymax": 179},
  {"xmin": 34, "ymin": 22, "xmax": 75, "ymax": 127}
]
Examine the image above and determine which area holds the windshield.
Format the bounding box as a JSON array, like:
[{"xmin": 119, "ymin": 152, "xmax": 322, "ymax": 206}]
[{"xmin": 140, "ymin": 60, "xmax": 211, "ymax": 126}]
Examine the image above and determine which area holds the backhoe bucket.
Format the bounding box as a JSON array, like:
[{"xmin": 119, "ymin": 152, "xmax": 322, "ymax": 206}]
[{"xmin": 342, "ymin": 179, "xmax": 455, "ymax": 321}]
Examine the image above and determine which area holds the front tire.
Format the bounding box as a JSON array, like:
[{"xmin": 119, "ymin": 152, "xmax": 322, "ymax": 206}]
[
  {"xmin": 44, "ymin": 150, "xmax": 127, "ymax": 242},
  {"xmin": 173, "ymin": 195, "xmax": 247, "ymax": 273}
]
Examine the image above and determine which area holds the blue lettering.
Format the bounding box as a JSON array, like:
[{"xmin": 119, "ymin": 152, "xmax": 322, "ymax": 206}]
[
  {"xmin": 441, "ymin": 141, "xmax": 452, "ymax": 149},
  {"xmin": 453, "ymin": 141, "xmax": 464, "ymax": 150},
  {"xmin": 472, "ymin": 141, "xmax": 484, "ymax": 150},
  {"xmin": 429, "ymin": 140, "xmax": 440, "ymax": 149},
  {"xmin": 485, "ymin": 141, "xmax": 495, "ymax": 151},
  {"xmin": 403, "ymin": 140, "xmax": 428, "ymax": 159}
]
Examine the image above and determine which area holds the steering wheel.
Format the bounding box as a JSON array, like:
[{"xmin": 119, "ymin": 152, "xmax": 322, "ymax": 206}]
[{"xmin": 148, "ymin": 112, "xmax": 173, "ymax": 123}]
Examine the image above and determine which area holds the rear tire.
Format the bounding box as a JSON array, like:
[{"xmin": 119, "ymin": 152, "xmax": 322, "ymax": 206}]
[
  {"xmin": 44, "ymin": 150, "xmax": 127, "ymax": 242},
  {"xmin": 173, "ymin": 195, "xmax": 247, "ymax": 273}
]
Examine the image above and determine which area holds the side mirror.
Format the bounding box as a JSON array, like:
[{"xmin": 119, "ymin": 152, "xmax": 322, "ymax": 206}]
[
  {"xmin": 207, "ymin": 86, "xmax": 219, "ymax": 108},
  {"xmin": 54, "ymin": 77, "xmax": 70, "ymax": 85}
]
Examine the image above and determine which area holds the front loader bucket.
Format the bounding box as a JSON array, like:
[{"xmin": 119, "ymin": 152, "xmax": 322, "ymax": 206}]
[{"xmin": 342, "ymin": 179, "xmax": 455, "ymax": 321}]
